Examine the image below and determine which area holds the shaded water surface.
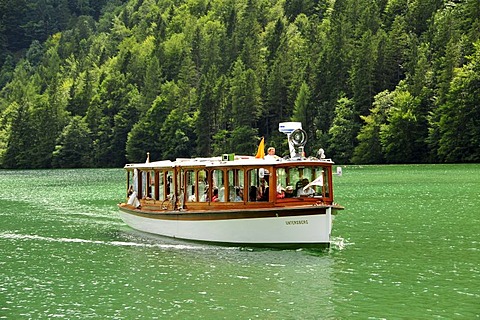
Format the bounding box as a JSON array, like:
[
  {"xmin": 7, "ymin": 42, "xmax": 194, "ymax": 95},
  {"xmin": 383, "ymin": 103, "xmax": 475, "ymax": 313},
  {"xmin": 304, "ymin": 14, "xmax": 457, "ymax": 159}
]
[{"xmin": 1, "ymin": 165, "xmax": 479, "ymax": 319}]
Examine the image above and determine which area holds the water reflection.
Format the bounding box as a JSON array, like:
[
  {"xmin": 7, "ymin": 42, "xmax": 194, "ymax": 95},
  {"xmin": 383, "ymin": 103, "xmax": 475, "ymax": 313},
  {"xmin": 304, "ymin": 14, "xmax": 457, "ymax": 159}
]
[{"xmin": 114, "ymin": 230, "xmax": 338, "ymax": 318}]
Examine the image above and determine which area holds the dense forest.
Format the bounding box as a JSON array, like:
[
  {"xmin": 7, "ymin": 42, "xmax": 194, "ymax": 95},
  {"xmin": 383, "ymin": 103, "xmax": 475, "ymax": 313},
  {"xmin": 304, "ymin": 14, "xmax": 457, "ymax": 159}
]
[{"xmin": 0, "ymin": 0, "xmax": 479, "ymax": 168}]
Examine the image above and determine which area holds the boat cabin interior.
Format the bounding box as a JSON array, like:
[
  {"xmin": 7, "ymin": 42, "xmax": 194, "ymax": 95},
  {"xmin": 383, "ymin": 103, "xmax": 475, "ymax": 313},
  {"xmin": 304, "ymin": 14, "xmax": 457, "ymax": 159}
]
[{"xmin": 125, "ymin": 159, "xmax": 334, "ymax": 211}]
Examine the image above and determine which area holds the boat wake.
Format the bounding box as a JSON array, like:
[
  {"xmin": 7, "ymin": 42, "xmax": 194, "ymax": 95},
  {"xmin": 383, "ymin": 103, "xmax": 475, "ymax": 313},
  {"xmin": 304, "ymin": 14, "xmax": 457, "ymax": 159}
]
[
  {"xmin": 329, "ymin": 236, "xmax": 352, "ymax": 251},
  {"xmin": 0, "ymin": 232, "xmax": 233, "ymax": 251}
]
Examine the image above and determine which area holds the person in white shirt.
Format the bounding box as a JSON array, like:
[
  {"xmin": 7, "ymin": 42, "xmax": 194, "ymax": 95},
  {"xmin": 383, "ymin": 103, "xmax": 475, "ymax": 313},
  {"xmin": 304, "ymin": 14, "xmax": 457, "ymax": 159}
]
[
  {"xmin": 297, "ymin": 178, "xmax": 315, "ymax": 196},
  {"xmin": 265, "ymin": 147, "xmax": 280, "ymax": 159}
]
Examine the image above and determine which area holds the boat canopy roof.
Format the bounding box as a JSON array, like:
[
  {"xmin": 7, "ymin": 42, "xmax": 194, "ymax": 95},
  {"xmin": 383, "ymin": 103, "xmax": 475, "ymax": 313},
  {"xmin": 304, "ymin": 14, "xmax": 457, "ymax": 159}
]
[{"xmin": 124, "ymin": 155, "xmax": 334, "ymax": 170}]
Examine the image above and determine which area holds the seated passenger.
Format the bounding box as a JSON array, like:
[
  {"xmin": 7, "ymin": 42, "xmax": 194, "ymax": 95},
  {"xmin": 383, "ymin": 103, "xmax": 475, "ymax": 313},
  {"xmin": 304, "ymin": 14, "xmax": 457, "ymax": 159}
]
[
  {"xmin": 212, "ymin": 188, "xmax": 219, "ymax": 202},
  {"xmin": 257, "ymin": 178, "xmax": 268, "ymax": 201},
  {"xmin": 200, "ymin": 186, "xmax": 209, "ymax": 202},
  {"xmin": 258, "ymin": 187, "xmax": 269, "ymax": 201},
  {"xmin": 276, "ymin": 185, "xmax": 285, "ymax": 199},
  {"xmin": 234, "ymin": 187, "xmax": 243, "ymax": 202},
  {"xmin": 285, "ymin": 186, "xmax": 294, "ymax": 198},
  {"xmin": 249, "ymin": 186, "xmax": 257, "ymax": 201},
  {"xmin": 297, "ymin": 178, "xmax": 315, "ymax": 196},
  {"xmin": 127, "ymin": 191, "xmax": 141, "ymax": 208}
]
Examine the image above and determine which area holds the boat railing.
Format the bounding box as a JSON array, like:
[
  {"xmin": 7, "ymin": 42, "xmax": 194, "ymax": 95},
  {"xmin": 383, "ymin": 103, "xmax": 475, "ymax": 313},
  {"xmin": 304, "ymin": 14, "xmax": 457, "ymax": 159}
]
[{"xmin": 161, "ymin": 194, "xmax": 176, "ymax": 211}]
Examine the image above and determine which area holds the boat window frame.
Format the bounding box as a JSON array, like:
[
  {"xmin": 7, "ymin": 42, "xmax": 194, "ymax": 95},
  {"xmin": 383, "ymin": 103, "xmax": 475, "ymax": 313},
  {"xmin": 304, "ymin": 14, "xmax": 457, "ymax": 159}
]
[
  {"xmin": 197, "ymin": 169, "xmax": 208, "ymax": 202},
  {"xmin": 148, "ymin": 169, "xmax": 157, "ymax": 200},
  {"xmin": 157, "ymin": 170, "xmax": 165, "ymax": 200},
  {"xmin": 183, "ymin": 169, "xmax": 196, "ymax": 202},
  {"xmin": 246, "ymin": 166, "xmax": 274, "ymax": 202},
  {"xmin": 274, "ymin": 162, "xmax": 333, "ymax": 202},
  {"xmin": 202, "ymin": 166, "xmax": 275, "ymax": 203},
  {"xmin": 227, "ymin": 168, "xmax": 245, "ymax": 202},
  {"xmin": 210, "ymin": 168, "xmax": 226, "ymax": 202}
]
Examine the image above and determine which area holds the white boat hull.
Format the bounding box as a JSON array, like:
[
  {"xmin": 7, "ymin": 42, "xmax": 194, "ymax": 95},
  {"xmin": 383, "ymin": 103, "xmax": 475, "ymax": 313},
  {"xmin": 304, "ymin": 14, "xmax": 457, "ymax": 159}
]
[{"xmin": 118, "ymin": 207, "xmax": 333, "ymax": 247}]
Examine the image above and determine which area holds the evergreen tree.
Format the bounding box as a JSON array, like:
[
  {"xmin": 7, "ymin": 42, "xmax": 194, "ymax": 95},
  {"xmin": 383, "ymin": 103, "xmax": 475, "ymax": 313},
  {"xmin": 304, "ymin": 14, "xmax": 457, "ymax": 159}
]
[
  {"xmin": 328, "ymin": 96, "xmax": 358, "ymax": 164},
  {"xmin": 0, "ymin": 61, "xmax": 42, "ymax": 168},
  {"xmin": 350, "ymin": 30, "xmax": 378, "ymax": 118},
  {"xmin": 229, "ymin": 59, "xmax": 261, "ymax": 154},
  {"xmin": 126, "ymin": 98, "xmax": 165, "ymax": 163},
  {"xmin": 1, "ymin": 101, "xmax": 35, "ymax": 168},
  {"xmin": 352, "ymin": 90, "xmax": 390, "ymax": 164},
  {"xmin": 160, "ymin": 106, "xmax": 197, "ymax": 159},
  {"xmin": 379, "ymin": 86, "xmax": 425, "ymax": 163},
  {"xmin": 52, "ymin": 116, "xmax": 93, "ymax": 168},
  {"xmin": 292, "ymin": 81, "xmax": 310, "ymax": 130},
  {"xmin": 262, "ymin": 57, "xmax": 290, "ymax": 143},
  {"xmin": 437, "ymin": 42, "xmax": 480, "ymax": 162},
  {"xmin": 196, "ymin": 73, "xmax": 215, "ymax": 156}
]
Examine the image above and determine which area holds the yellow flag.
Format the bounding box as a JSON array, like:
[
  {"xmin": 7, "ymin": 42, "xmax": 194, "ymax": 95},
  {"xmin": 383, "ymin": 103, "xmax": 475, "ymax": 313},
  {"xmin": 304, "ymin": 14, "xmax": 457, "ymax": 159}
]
[{"xmin": 255, "ymin": 137, "xmax": 265, "ymax": 159}]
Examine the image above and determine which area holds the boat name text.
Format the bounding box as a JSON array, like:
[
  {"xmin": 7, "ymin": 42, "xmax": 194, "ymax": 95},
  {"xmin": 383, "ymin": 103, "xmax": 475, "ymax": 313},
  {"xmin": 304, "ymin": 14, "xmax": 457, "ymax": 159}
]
[{"xmin": 285, "ymin": 220, "xmax": 309, "ymax": 225}]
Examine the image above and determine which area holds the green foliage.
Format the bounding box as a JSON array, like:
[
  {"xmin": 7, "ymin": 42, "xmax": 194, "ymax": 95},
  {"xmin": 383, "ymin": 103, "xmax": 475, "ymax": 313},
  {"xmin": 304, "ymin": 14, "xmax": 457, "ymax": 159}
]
[
  {"xmin": 328, "ymin": 96, "xmax": 358, "ymax": 164},
  {"xmin": 126, "ymin": 81, "xmax": 178, "ymax": 162},
  {"xmin": 436, "ymin": 41, "xmax": 480, "ymax": 162},
  {"xmin": 292, "ymin": 81, "xmax": 310, "ymax": 126},
  {"xmin": 230, "ymin": 126, "xmax": 259, "ymax": 155},
  {"xmin": 352, "ymin": 90, "xmax": 391, "ymax": 164},
  {"xmin": 52, "ymin": 116, "xmax": 93, "ymax": 168},
  {"xmin": 379, "ymin": 89, "xmax": 423, "ymax": 163},
  {"xmin": 230, "ymin": 59, "xmax": 262, "ymax": 128},
  {"xmin": 0, "ymin": 0, "xmax": 479, "ymax": 168},
  {"xmin": 160, "ymin": 107, "xmax": 197, "ymax": 159}
]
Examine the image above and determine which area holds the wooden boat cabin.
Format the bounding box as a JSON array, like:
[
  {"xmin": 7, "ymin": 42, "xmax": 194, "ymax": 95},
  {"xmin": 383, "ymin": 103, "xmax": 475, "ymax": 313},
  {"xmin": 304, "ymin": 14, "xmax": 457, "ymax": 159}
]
[{"xmin": 124, "ymin": 156, "xmax": 337, "ymax": 212}]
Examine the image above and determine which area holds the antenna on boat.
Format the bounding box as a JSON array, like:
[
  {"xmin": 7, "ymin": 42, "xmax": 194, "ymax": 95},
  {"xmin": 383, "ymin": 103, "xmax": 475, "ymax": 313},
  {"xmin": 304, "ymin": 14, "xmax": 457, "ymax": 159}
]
[
  {"xmin": 279, "ymin": 122, "xmax": 307, "ymax": 159},
  {"xmin": 146, "ymin": 152, "xmax": 150, "ymax": 163}
]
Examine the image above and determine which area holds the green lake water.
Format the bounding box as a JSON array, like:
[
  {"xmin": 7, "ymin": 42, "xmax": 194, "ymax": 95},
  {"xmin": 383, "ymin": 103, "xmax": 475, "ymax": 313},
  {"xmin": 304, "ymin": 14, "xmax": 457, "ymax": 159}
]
[{"xmin": 1, "ymin": 165, "xmax": 479, "ymax": 319}]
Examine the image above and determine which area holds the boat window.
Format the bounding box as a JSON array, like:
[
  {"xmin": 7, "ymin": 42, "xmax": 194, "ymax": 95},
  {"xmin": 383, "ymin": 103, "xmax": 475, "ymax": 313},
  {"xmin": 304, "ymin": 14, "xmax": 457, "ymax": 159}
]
[
  {"xmin": 227, "ymin": 169, "xmax": 244, "ymax": 202},
  {"xmin": 276, "ymin": 167, "xmax": 287, "ymax": 190},
  {"xmin": 166, "ymin": 170, "xmax": 174, "ymax": 198},
  {"xmin": 285, "ymin": 167, "xmax": 314, "ymax": 197},
  {"xmin": 149, "ymin": 170, "xmax": 156, "ymax": 200},
  {"xmin": 247, "ymin": 168, "xmax": 269, "ymax": 202},
  {"xmin": 212, "ymin": 169, "xmax": 225, "ymax": 202},
  {"xmin": 158, "ymin": 171, "xmax": 165, "ymax": 200},
  {"xmin": 141, "ymin": 170, "xmax": 148, "ymax": 198},
  {"xmin": 304, "ymin": 167, "xmax": 313, "ymax": 182},
  {"xmin": 132, "ymin": 169, "xmax": 141, "ymax": 195},
  {"xmin": 126, "ymin": 170, "xmax": 133, "ymax": 196},
  {"xmin": 185, "ymin": 170, "xmax": 196, "ymax": 202},
  {"xmin": 288, "ymin": 167, "xmax": 301, "ymax": 196},
  {"xmin": 283, "ymin": 165, "xmax": 329, "ymax": 198},
  {"xmin": 299, "ymin": 166, "xmax": 323, "ymax": 197},
  {"xmin": 276, "ymin": 168, "xmax": 287, "ymax": 187},
  {"xmin": 198, "ymin": 170, "xmax": 208, "ymax": 202},
  {"xmin": 247, "ymin": 169, "xmax": 257, "ymax": 201},
  {"xmin": 321, "ymin": 166, "xmax": 330, "ymax": 198},
  {"xmin": 177, "ymin": 170, "xmax": 183, "ymax": 203}
]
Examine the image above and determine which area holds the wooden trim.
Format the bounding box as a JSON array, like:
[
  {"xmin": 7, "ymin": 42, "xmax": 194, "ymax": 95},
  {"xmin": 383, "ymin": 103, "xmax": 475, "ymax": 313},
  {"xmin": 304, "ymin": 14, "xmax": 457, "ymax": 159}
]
[
  {"xmin": 119, "ymin": 203, "xmax": 329, "ymax": 221},
  {"xmin": 124, "ymin": 161, "xmax": 337, "ymax": 207}
]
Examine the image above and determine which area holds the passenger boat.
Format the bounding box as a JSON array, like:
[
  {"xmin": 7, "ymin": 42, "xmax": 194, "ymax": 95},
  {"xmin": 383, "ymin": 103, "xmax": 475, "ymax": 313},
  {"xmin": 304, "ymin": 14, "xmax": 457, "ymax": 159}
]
[{"xmin": 118, "ymin": 122, "xmax": 344, "ymax": 248}]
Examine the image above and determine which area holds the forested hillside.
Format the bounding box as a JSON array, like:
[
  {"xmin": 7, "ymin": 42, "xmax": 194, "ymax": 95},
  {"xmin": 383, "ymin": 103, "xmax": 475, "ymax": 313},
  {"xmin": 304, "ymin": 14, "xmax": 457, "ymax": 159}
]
[{"xmin": 0, "ymin": 0, "xmax": 479, "ymax": 168}]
